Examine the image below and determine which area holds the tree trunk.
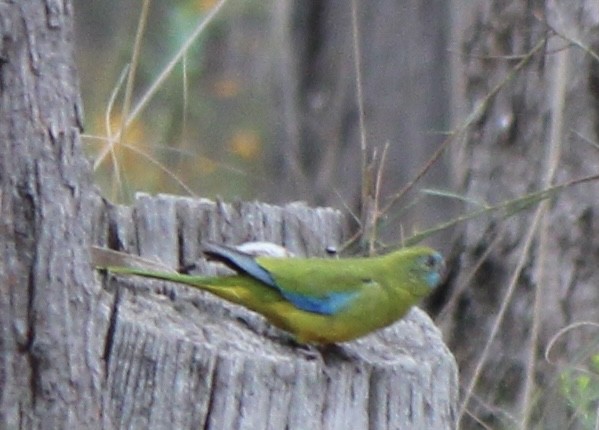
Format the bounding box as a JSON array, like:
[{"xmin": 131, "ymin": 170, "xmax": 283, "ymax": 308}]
[
  {"xmin": 446, "ymin": 1, "xmax": 599, "ymax": 428},
  {"xmin": 0, "ymin": 1, "xmax": 108, "ymax": 427}
]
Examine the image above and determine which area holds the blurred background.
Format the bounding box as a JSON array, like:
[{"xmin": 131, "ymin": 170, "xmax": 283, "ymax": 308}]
[{"xmin": 75, "ymin": 0, "xmax": 454, "ymax": 250}]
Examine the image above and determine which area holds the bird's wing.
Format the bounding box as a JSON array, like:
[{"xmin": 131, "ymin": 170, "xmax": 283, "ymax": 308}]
[
  {"xmin": 256, "ymin": 256, "xmax": 381, "ymax": 315},
  {"xmin": 202, "ymin": 243, "xmax": 378, "ymax": 315}
]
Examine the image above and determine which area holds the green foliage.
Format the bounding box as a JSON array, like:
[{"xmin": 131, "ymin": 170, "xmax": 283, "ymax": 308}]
[{"xmin": 559, "ymin": 353, "xmax": 599, "ymax": 429}]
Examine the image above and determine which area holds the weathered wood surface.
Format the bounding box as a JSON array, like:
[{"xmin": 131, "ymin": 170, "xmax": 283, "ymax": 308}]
[
  {"xmin": 94, "ymin": 193, "xmax": 458, "ymax": 429},
  {"xmin": 0, "ymin": 2, "xmax": 109, "ymax": 428}
]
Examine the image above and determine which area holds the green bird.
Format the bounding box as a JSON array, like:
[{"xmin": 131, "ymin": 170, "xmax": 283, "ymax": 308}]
[{"xmin": 94, "ymin": 242, "xmax": 444, "ymax": 344}]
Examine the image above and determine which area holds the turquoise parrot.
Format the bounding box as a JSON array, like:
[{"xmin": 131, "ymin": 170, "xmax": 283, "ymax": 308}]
[{"xmin": 95, "ymin": 242, "xmax": 444, "ymax": 344}]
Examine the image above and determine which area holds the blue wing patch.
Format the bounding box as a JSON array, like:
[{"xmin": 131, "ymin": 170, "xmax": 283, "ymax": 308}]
[{"xmin": 280, "ymin": 290, "xmax": 359, "ymax": 315}]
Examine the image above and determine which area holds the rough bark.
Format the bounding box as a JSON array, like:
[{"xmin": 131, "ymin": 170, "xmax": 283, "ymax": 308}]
[
  {"xmin": 447, "ymin": 1, "xmax": 599, "ymax": 428},
  {"xmin": 0, "ymin": 1, "xmax": 108, "ymax": 428}
]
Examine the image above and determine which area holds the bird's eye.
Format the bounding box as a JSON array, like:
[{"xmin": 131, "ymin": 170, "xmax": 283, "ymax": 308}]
[{"xmin": 424, "ymin": 254, "xmax": 439, "ymax": 269}]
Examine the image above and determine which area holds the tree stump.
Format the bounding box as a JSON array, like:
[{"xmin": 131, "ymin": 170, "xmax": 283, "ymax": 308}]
[{"xmin": 94, "ymin": 194, "xmax": 458, "ymax": 429}]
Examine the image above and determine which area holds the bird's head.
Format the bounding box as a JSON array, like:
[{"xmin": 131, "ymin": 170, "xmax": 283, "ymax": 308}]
[
  {"xmin": 422, "ymin": 251, "xmax": 445, "ymax": 288},
  {"xmin": 400, "ymin": 247, "xmax": 445, "ymax": 298}
]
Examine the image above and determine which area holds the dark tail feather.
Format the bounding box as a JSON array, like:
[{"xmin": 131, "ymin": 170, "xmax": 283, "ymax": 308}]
[{"xmin": 201, "ymin": 242, "xmax": 277, "ymax": 288}]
